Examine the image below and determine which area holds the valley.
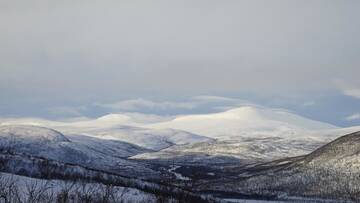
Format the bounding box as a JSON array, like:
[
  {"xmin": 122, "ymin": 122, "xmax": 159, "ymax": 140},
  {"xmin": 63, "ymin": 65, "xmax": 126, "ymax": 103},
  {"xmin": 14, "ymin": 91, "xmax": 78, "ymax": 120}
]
[{"xmin": 1, "ymin": 106, "xmax": 360, "ymax": 202}]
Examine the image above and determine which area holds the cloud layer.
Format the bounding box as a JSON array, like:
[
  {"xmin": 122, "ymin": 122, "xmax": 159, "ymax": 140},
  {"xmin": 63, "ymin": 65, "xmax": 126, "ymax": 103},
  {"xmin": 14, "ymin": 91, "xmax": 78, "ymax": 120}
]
[
  {"xmin": 95, "ymin": 96, "xmax": 253, "ymax": 114},
  {"xmin": 343, "ymin": 89, "xmax": 360, "ymax": 99},
  {"xmin": 345, "ymin": 113, "xmax": 360, "ymax": 121},
  {"xmin": 0, "ymin": 1, "xmax": 359, "ymax": 127},
  {"xmin": 1, "ymin": 1, "xmax": 359, "ymax": 103}
]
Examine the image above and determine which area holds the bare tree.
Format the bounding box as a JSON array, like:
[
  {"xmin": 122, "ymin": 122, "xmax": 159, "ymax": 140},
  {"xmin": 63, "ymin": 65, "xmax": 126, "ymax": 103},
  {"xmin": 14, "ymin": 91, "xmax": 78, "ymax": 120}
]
[
  {"xmin": 57, "ymin": 181, "xmax": 76, "ymax": 203},
  {"xmin": 24, "ymin": 179, "xmax": 52, "ymax": 203},
  {"xmin": 99, "ymin": 184, "xmax": 118, "ymax": 203},
  {"xmin": 74, "ymin": 182, "xmax": 96, "ymax": 203},
  {"xmin": 0, "ymin": 174, "xmax": 22, "ymax": 203}
]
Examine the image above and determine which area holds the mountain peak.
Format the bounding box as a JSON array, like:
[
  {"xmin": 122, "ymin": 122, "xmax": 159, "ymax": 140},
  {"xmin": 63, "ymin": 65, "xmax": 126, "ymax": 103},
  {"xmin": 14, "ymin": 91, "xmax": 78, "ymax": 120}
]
[
  {"xmin": 0, "ymin": 125, "xmax": 70, "ymax": 143},
  {"xmin": 148, "ymin": 106, "xmax": 337, "ymax": 139}
]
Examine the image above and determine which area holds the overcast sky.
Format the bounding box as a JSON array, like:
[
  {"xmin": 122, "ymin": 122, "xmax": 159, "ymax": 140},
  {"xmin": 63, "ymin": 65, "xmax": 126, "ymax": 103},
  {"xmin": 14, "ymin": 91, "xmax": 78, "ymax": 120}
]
[{"xmin": 0, "ymin": 1, "xmax": 359, "ymax": 126}]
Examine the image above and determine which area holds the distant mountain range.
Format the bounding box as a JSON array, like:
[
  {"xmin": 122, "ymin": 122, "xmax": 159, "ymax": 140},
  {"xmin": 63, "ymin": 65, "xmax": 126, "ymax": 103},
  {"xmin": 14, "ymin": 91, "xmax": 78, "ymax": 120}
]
[{"xmin": 1, "ymin": 106, "xmax": 360, "ymax": 202}]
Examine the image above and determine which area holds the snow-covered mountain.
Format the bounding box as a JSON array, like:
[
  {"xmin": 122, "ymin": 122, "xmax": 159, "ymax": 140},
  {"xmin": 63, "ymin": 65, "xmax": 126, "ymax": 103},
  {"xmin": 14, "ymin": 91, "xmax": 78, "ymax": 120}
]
[
  {"xmin": 0, "ymin": 124, "xmax": 213, "ymax": 203},
  {"xmin": 0, "ymin": 106, "xmax": 340, "ymax": 143},
  {"xmin": 0, "ymin": 114, "xmax": 212, "ymax": 151},
  {"xmin": 0, "ymin": 125, "xmax": 70, "ymax": 143},
  {"xmin": 1, "ymin": 106, "xmax": 348, "ymax": 163},
  {"xmin": 0, "ymin": 125, "xmax": 158, "ymax": 179},
  {"xmin": 56, "ymin": 113, "xmax": 171, "ymax": 130},
  {"xmin": 1, "ymin": 109, "xmax": 360, "ymax": 202},
  {"xmin": 75, "ymin": 126, "xmax": 213, "ymax": 151},
  {"xmin": 0, "ymin": 113, "xmax": 170, "ymax": 129},
  {"xmin": 132, "ymin": 106, "xmax": 343, "ymax": 163},
  {"xmin": 197, "ymin": 131, "xmax": 360, "ymax": 202},
  {"xmin": 147, "ymin": 106, "xmax": 338, "ymax": 140}
]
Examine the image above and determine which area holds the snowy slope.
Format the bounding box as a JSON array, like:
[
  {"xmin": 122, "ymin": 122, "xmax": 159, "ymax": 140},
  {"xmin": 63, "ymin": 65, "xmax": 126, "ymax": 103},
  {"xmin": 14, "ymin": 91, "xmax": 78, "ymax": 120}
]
[
  {"xmin": 131, "ymin": 137, "xmax": 324, "ymax": 163},
  {"xmin": 53, "ymin": 113, "xmax": 169, "ymax": 130},
  {"xmin": 0, "ymin": 125, "xmax": 69, "ymax": 143},
  {"xmin": 0, "ymin": 125, "xmax": 158, "ymax": 179},
  {"xmin": 132, "ymin": 107, "xmax": 341, "ymax": 163},
  {"xmin": 198, "ymin": 131, "xmax": 360, "ymax": 202},
  {"xmin": 0, "ymin": 108, "xmax": 351, "ymax": 163},
  {"xmin": 81, "ymin": 126, "xmax": 213, "ymax": 151},
  {"xmin": 0, "ymin": 113, "xmax": 169, "ymax": 128},
  {"xmin": 0, "ymin": 172, "xmax": 157, "ymax": 203},
  {"xmin": 0, "ymin": 114, "xmax": 211, "ymax": 151},
  {"xmin": 147, "ymin": 106, "xmax": 338, "ymax": 140}
]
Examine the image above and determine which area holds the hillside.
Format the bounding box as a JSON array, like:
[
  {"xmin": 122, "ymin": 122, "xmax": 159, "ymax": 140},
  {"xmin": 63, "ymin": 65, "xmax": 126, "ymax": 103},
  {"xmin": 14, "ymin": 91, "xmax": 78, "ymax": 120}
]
[
  {"xmin": 131, "ymin": 106, "xmax": 344, "ymax": 163},
  {"xmin": 1, "ymin": 116, "xmax": 213, "ymax": 151},
  {"xmin": 0, "ymin": 125, "xmax": 70, "ymax": 143},
  {"xmin": 0, "ymin": 125, "xmax": 158, "ymax": 179},
  {"xmin": 1, "ymin": 107, "xmax": 344, "ymax": 163},
  {"xmin": 80, "ymin": 126, "xmax": 213, "ymax": 151},
  {"xmin": 197, "ymin": 131, "xmax": 360, "ymax": 202}
]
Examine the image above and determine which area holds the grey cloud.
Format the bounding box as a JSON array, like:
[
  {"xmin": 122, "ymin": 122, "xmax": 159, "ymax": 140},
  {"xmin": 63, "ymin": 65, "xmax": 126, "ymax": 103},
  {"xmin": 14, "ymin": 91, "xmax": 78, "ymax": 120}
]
[
  {"xmin": 191, "ymin": 96, "xmax": 240, "ymax": 102},
  {"xmin": 345, "ymin": 113, "xmax": 360, "ymax": 121},
  {"xmin": 46, "ymin": 106, "xmax": 87, "ymax": 117},
  {"xmin": 303, "ymin": 101, "xmax": 316, "ymax": 107},
  {"xmin": 96, "ymin": 98, "xmax": 197, "ymax": 111},
  {"xmin": 0, "ymin": 0, "xmax": 359, "ymax": 104},
  {"xmin": 343, "ymin": 89, "xmax": 360, "ymax": 99},
  {"xmin": 96, "ymin": 96, "xmax": 256, "ymax": 113}
]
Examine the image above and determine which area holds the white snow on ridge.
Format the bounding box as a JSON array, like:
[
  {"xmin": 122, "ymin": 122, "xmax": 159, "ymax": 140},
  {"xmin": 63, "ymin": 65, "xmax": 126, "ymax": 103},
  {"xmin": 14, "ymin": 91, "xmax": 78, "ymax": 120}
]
[
  {"xmin": 61, "ymin": 113, "xmax": 171, "ymax": 129},
  {"xmin": 0, "ymin": 112, "xmax": 171, "ymax": 130},
  {"xmin": 77, "ymin": 127, "xmax": 213, "ymax": 151},
  {"xmin": 0, "ymin": 125, "xmax": 163, "ymax": 179},
  {"xmin": 0, "ymin": 106, "xmax": 339, "ymax": 141},
  {"xmin": 1, "ymin": 106, "xmax": 357, "ymax": 163},
  {"xmin": 147, "ymin": 106, "xmax": 338, "ymax": 140},
  {"xmin": 0, "ymin": 113, "xmax": 210, "ymax": 151},
  {"xmin": 131, "ymin": 106, "xmax": 346, "ymax": 162},
  {"xmin": 0, "ymin": 125, "xmax": 70, "ymax": 143}
]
